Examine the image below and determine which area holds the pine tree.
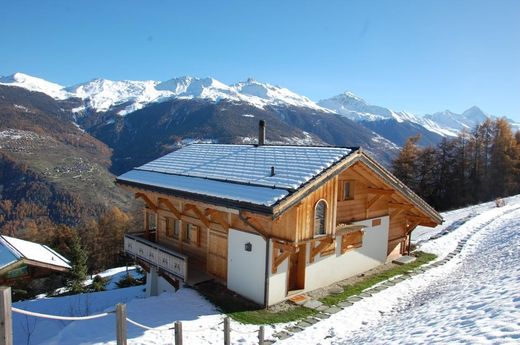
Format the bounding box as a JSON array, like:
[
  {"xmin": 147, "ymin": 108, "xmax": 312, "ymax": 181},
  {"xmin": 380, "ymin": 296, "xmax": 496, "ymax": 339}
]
[
  {"xmin": 392, "ymin": 134, "xmax": 421, "ymax": 190},
  {"xmin": 67, "ymin": 232, "xmax": 88, "ymax": 294}
]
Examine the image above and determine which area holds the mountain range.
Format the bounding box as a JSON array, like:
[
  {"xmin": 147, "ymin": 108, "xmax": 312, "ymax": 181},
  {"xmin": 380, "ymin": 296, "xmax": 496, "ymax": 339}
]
[
  {"xmin": 2, "ymin": 72, "xmax": 517, "ymax": 142},
  {"xmin": 1, "ymin": 71, "xmax": 517, "ymax": 235}
]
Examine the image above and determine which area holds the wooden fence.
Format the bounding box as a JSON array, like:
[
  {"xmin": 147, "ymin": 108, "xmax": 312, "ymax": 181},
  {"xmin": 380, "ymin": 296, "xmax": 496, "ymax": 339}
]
[{"xmin": 0, "ymin": 286, "xmax": 266, "ymax": 345}]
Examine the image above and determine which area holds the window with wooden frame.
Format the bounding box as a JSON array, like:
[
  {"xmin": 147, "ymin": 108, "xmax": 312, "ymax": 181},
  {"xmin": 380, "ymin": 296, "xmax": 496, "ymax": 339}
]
[
  {"xmin": 165, "ymin": 217, "xmax": 180, "ymax": 239},
  {"xmin": 342, "ymin": 180, "xmax": 355, "ymax": 200},
  {"xmin": 146, "ymin": 211, "xmax": 157, "ymax": 231},
  {"xmin": 184, "ymin": 222, "xmax": 199, "ymax": 246},
  {"xmin": 314, "ymin": 200, "xmax": 328, "ymax": 236},
  {"xmin": 338, "ymin": 180, "xmax": 355, "ymax": 201}
]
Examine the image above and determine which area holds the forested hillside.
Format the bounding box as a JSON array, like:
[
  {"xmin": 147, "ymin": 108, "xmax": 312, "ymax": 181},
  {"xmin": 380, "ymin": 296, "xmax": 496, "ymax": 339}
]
[
  {"xmin": 0, "ymin": 85, "xmax": 138, "ymax": 287},
  {"xmin": 392, "ymin": 118, "xmax": 520, "ymax": 211}
]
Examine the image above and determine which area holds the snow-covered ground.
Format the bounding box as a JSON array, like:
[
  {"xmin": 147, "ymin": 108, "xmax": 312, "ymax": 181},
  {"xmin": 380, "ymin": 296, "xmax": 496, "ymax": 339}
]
[
  {"xmin": 11, "ymin": 196, "xmax": 520, "ymax": 344},
  {"xmin": 287, "ymin": 196, "xmax": 520, "ymax": 345}
]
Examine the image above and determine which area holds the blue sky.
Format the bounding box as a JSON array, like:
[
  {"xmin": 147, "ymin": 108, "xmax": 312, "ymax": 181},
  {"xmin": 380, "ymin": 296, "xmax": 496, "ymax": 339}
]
[{"xmin": 1, "ymin": 0, "xmax": 519, "ymax": 120}]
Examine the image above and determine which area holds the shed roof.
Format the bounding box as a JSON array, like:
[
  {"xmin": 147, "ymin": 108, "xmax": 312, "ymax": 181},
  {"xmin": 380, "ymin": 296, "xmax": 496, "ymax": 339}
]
[
  {"xmin": 0, "ymin": 235, "xmax": 71, "ymax": 271},
  {"xmin": 117, "ymin": 144, "xmax": 355, "ymax": 208}
]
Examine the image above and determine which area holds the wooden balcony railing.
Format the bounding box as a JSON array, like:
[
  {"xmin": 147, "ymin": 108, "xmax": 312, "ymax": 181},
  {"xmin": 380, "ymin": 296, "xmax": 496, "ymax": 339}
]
[{"xmin": 124, "ymin": 232, "xmax": 188, "ymax": 281}]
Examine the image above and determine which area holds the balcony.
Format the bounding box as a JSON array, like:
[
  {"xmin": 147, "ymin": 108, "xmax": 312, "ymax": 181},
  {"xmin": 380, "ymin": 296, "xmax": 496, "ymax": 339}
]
[{"xmin": 124, "ymin": 232, "xmax": 188, "ymax": 281}]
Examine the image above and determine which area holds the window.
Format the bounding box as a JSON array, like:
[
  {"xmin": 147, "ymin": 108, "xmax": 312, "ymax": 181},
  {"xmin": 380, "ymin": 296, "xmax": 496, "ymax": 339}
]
[
  {"xmin": 165, "ymin": 217, "xmax": 180, "ymax": 239},
  {"xmin": 184, "ymin": 223, "xmax": 199, "ymax": 245},
  {"xmin": 314, "ymin": 200, "xmax": 327, "ymax": 236},
  {"xmin": 343, "ymin": 181, "xmax": 354, "ymax": 200},
  {"xmin": 146, "ymin": 211, "xmax": 157, "ymax": 231}
]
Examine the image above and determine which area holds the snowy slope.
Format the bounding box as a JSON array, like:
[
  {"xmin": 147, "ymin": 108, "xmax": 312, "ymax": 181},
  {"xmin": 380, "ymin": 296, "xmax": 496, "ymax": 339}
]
[
  {"xmin": 66, "ymin": 79, "xmax": 172, "ymax": 115},
  {"xmin": 0, "ymin": 73, "xmax": 73, "ymax": 100},
  {"xmin": 287, "ymin": 195, "xmax": 520, "ymax": 345}
]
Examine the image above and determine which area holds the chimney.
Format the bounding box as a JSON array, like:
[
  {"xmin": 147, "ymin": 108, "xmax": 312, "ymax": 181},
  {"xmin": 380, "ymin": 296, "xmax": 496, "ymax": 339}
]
[{"xmin": 258, "ymin": 120, "xmax": 266, "ymax": 146}]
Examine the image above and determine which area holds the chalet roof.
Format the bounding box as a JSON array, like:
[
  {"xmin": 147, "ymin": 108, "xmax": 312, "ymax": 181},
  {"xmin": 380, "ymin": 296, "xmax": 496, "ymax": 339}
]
[
  {"xmin": 0, "ymin": 235, "xmax": 71, "ymax": 271},
  {"xmin": 117, "ymin": 144, "xmax": 354, "ymax": 208},
  {"xmin": 116, "ymin": 144, "xmax": 442, "ymax": 225}
]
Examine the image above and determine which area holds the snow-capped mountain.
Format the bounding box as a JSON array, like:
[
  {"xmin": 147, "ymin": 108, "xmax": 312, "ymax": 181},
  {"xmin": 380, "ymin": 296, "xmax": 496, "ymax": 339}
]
[
  {"xmin": 1, "ymin": 72, "xmax": 516, "ymax": 143},
  {"xmin": 319, "ymin": 92, "xmax": 457, "ymax": 138},
  {"xmin": 0, "ymin": 72, "xmax": 73, "ymax": 100},
  {"xmin": 318, "ymin": 91, "xmax": 414, "ymax": 122},
  {"xmin": 156, "ymin": 76, "xmax": 328, "ymax": 111},
  {"xmin": 66, "ymin": 79, "xmax": 172, "ymax": 115},
  {"xmin": 424, "ymin": 106, "xmax": 490, "ymax": 133},
  {"xmin": 0, "ymin": 72, "xmax": 329, "ymax": 116}
]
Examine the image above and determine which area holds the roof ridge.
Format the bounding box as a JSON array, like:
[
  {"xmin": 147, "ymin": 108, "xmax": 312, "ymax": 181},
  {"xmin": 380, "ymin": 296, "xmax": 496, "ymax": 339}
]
[{"xmin": 187, "ymin": 143, "xmax": 359, "ymax": 150}]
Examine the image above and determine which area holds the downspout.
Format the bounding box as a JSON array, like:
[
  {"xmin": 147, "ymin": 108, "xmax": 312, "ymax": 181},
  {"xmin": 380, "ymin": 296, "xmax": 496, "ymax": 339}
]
[
  {"xmin": 238, "ymin": 212, "xmax": 270, "ymax": 308},
  {"xmin": 407, "ymin": 231, "xmax": 412, "ymax": 255},
  {"xmin": 263, "ymin": 236, "xmax": 270, "ymax": 308}
]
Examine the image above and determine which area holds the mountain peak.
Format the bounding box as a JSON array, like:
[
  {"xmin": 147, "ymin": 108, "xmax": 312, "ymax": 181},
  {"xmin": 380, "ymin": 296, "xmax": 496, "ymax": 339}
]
[
  {"xmin": 462, "ymin": 106, "xmax": 488, "ymax": 121},
  {"xmin": 0, "ymin": 72, "xmax": 70, "ymax": 99},
  {"xmin": 342, "ymin": 91, "xmax": 364, "ymax": 101}
]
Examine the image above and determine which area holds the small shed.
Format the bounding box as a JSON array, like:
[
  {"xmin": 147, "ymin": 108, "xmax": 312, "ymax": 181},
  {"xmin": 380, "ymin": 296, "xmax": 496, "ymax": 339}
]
[{"xmin": 0, "ymin": 235, "xmax": 71, "ymax": 283}]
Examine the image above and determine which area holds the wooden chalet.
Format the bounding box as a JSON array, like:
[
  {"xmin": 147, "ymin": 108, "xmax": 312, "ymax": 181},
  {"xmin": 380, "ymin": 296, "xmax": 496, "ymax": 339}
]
[
  {"xmin": 116, "ymin": 121, "xmax": 442, "ymax": 306},
  {"xmin": 0, "ymin": 235, "xmax": 71, "ymax": 284}
]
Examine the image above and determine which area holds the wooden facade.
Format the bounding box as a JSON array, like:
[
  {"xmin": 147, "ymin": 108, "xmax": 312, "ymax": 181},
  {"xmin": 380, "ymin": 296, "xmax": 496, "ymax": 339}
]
[{"xmin": 121, "ymin": 151, "xmax": 441, "ymax": 296}]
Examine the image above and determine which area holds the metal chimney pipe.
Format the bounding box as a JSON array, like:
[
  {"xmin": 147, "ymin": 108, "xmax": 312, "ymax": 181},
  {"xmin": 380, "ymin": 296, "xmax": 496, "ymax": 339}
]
[{"xmin": 258, "ymin": 120, "xmax": 266, "ymax": 146}]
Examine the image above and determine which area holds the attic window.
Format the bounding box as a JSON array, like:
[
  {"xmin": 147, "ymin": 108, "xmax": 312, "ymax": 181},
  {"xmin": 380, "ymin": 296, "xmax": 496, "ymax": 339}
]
[
  {"xmin": 343, "ymin": 181, "xmax": 355, "ymax": 200},
  {"xmin": 314, "ymin": 200, "xmax": 327, "ymax": 236}
]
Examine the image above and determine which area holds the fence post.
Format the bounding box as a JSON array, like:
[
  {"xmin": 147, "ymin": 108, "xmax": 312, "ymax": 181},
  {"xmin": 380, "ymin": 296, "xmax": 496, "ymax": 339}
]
[
  {"xmin": 258, "ymin": 325, "xmax": 265, "ymax": 345},
  {"xmin": 116, "ymin": 303, "xmax": 127, "ymax": 345},
  {"xmin": 174, "ymin": 320, "xmax": 183, "ymax": 345},
  {"xmin": 223, "ymin": 316, "xmax": 230, "ymax": 345},
  {"xmin": 0, "ymin": 287, "xmax": 13, "ymax": 345}
]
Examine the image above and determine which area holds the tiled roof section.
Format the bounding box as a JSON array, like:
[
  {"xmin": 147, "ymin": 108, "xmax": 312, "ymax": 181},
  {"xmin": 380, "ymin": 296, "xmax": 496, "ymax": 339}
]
[
  {"xmin": 117, "ymin": 170, "xmax": 289, "ymax": 207},
  {"xmin": 135, "ymin": 144, "xmax": 353, "ymax": 190}
]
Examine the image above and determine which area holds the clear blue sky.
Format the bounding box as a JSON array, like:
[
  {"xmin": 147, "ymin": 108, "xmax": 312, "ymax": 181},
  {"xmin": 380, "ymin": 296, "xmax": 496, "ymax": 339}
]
[{"xmin": 1, "ymin": 0, "xmax": 519, "ymax": 119}]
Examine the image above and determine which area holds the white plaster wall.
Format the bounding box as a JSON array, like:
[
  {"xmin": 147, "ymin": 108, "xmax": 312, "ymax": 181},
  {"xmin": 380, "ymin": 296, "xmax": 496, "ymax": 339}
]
[
  {"xmin": 227, "ymin": 229, "xmax": 266, "ymax": 305},
  {"xmin": 267, "ymin": 239, "xmax": 289, "ymax": 306},
  {"xmin": 304, "ymin": 216, "xmax": 389, "ymax": 291}
]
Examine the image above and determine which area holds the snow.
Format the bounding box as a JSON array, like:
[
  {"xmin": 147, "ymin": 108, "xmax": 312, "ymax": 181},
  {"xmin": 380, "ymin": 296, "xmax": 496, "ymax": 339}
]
[
  {"xmin": 318, "ymin": 91, "xmax": 461, "ymax": 137},
  {"xmin": 285, "ymin": 198, "xmax": 520, "ymax": 345},
  {"xmin": 318, "ymin": 92, "xmax": 516, "ymax": 138},
  {"xmin": 83, "ymin": 266, "xmax": 141, "ymax": 291},
  {"xmin": 10, "ymin": 196, "xmax": 520, "ymax": 344},
  {"xmin": 66, "ymin": 78, "xmax": 171, "ymax": 115},
  {"xmin": 132, "ymin": 144, "xmax": 352, "ymax": 190},
  {"xmin": 0, "ymin": 73, "xmax": 72, "ymax": 99},
  {"xmin": 0, "ymin": 235, "xmax": 70, "ymax": 269},
  {"xmin": 1, "ymin": 72, "xmax": 331, "ymax": 116},
  {"xmin": 14, "ymin": 286, "xmax": 145, "ymax": 345},
  {"xmin": 117, "ymin": 169, "xmax": 289, "ymax": 206}
]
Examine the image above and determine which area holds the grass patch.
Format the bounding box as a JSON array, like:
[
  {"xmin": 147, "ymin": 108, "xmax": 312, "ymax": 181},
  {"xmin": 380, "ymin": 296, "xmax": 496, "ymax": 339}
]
[
  {"xmin": 320, "ymin": 251, "xmax": 437, "ymax": 306},
  {"xmin": 195, "ymin": 281, "xmax": 316, "ymax": 325},
  {"xmin": 229, "ymin": 306, "xmax": 317, "ymax": 325},
  {"xmin": 195, "ymin": 251, "xmax": 436, "ymax": 324}
]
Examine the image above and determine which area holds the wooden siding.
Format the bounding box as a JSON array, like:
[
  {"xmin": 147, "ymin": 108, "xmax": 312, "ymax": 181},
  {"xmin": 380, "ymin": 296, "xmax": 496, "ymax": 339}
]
[{"xmin": 272, "ymin": 177, "xmax": 338, "ymax": 242}]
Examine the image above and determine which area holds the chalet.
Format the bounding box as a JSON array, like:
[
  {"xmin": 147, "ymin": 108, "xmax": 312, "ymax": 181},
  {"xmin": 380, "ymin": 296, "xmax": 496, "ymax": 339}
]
[
  {"xmin": 0, "ymin": 235, "xmax": 71, "ymax": 284},
  {"xmin": 116, "ymin": 121, "xmax": 442, "ymax": 306}
]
